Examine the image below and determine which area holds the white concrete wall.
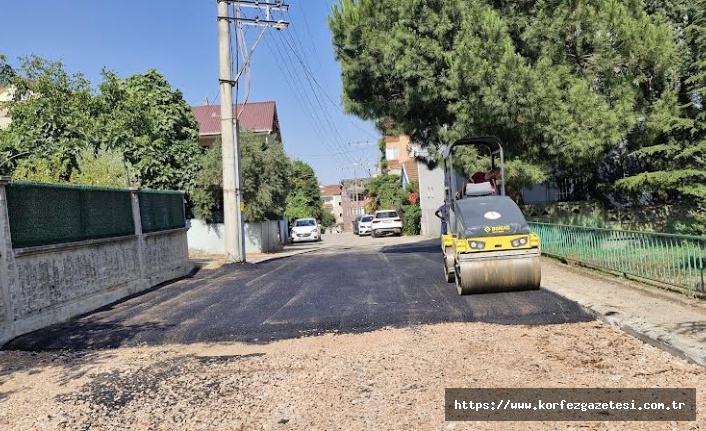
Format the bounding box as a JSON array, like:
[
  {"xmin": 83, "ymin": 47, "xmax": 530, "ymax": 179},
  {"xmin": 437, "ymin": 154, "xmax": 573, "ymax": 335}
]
[
  {"xmin": 188, "ymin": 219, "xmax": 284, "ymax": 254},
  {"xmin": 418, "ymin": 161, "xmax": 445, "ymax": 237},
  {"xmin": 0, "ymin": 180, "xmax": 192, "ymax": 346}
]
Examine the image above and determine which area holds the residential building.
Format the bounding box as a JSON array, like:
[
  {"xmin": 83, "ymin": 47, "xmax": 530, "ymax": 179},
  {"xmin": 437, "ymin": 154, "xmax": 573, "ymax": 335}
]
[
  {"xmin": 400, "ymin": 159, "xmax": 419, "ymax": 189},
  {"xmin": 320, "ymin": 184, "xmax": 344, "ymax": 226},
  {"xmin": 0, "ymin": 85, "xmax": 14, "ymax": 129},
  {"xmin": 341, "ymin": 178, "xmax": 370, "ymax": 231},
  {"xmin": 191, "ymin": 101, "xmax": 281, "ymax": 147},
  {"xmin": 384, "ymin": 134, "xmax": 416, "ymax": 175},
  {"xmin": 385, "ymin": 137, "xmax": 444, "ymax": 236}
]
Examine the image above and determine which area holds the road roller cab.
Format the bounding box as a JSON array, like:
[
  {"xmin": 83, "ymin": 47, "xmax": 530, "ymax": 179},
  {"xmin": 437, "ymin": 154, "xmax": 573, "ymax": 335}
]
[{"xmin": 441, "ymin": 136, "xmax": 541, "ymax": 294}]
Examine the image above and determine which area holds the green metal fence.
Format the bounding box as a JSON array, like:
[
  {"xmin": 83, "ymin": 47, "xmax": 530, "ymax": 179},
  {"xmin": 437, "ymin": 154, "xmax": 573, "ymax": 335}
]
[
  {"xmin": 138, "ymin": 190, "xmax": 186, "ymax": 234},
  {"xmin": 7, "ymin": 182, "xmax": 134, "ymax": 248},
  {"xmin": 530, "ymin": 222, "xmax": 706, "ymax": 296}
]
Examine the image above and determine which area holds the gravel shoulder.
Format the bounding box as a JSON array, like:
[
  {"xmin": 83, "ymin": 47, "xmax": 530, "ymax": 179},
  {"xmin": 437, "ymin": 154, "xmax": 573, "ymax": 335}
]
[{"xmin": 1, "ymin": 321, "xmax": 705, "ymax": 430}]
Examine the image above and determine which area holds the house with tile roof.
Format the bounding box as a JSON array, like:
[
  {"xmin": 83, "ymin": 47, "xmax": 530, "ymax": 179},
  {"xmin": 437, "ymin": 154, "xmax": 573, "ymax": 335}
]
[
  {"xmin": 400, "ymin": 159, "xmax": 419, "ymax": 189},
  {"xmin": 320, "ymin": 184, "xmax": 344, "ymax": 227},
  {"xmin": 191, "ymin": 101, "xmax": 281, "ymax": 148}
]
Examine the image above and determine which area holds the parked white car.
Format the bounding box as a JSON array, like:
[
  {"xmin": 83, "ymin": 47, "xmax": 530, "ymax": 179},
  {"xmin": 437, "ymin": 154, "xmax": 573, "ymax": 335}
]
[
  {"xmin": 357, "ymin": 215, "xmax": 374, "ymax": 236},
  {"xmin": 290, "ymin": 218, "xmax": 321, "ymax": 243},
  {"xmin": 371, "ymin": 210, "xmax": 402, "ymax": 237}
]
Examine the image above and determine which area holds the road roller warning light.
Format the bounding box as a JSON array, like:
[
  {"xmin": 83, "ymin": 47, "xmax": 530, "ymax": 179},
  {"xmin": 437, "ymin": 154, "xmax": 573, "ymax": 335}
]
[{"xmin": 440, "ymin": 136, "xmax": 542, "ymax": 295}]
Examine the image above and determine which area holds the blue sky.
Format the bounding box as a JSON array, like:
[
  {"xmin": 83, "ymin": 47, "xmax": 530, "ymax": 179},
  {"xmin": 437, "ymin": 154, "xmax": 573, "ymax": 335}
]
[{"xmin": 0, "ymin": 0, "xmax": 380, "ymax": 185}]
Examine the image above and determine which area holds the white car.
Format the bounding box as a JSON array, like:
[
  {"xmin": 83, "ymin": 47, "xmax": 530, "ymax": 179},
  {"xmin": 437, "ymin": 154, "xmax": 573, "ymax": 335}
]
[
  {"xmin": 290, "ymin": 218, "xmax": 321, "ymax": 243},
  {"xmin": 371, "ymin": 210, "xmax": 402, "ymax": 237},
  {"xmin": 357, "ymin": 215, "xmax": 374, "ymax": 236}
]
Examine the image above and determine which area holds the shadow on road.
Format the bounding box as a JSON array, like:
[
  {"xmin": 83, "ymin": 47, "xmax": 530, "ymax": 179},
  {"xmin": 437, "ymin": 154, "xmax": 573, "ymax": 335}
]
[
  {"xmin": 379, "ymin": 239, "xmax": 439, "ymax": 254},
  {"xmin": 4, "ymin": 321, "xmax": 177, "ymax": 351}
]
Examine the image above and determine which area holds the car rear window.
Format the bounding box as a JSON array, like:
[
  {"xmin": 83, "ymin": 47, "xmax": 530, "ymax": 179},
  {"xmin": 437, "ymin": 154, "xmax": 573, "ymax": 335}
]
[
  {"xmin": 361, "ymin": 216, "xmax": 374, "ymax": 222},
  {"xmin": 294, "ymin": 219, "xmax": 316, "ymax": 227},
  {"xmin": 375, "ymin": 211, "xmax": 398, "ymax": 219}
]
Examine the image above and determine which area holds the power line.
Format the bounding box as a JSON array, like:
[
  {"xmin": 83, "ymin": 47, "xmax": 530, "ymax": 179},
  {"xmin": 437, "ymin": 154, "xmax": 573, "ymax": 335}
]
[
  {"xmin": 273, "ymin": 31, "xmax": 355, "ymax": 165},
  {"xmin": 283, "ymin": 8, "xmax": 379, "ymax": 140},
  {"xmin": 263, "ymin": 35, "xmax": 350, "ymax": 168},
  {"xmin": 277, "ymin": 30, "xmax": 355, "ymax": 164}
]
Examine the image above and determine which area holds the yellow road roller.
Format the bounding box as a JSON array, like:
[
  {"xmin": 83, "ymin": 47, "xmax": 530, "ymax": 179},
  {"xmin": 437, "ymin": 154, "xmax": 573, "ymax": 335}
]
[{"xmin": 441, "ymin": 136, "xmax": 541, "ymax": 294}]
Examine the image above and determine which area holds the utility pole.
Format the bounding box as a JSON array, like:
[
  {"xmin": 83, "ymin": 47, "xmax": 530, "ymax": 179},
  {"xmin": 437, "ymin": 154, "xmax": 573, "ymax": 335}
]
[{"xmin": 216, "ymin": 0, "xmax": 288, "ymax": 263}]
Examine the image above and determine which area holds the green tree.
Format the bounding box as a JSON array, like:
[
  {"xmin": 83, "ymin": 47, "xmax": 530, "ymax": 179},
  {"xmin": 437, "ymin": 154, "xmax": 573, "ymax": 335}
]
[
  {"xmin": 367, "ymin": 174, "xmax": 407, "ymax": 213},
  {"xmin": 320, "ymin": 212, "xmax": 337, "ymax": 230},
  {"xmin": 0, "ymin": 54, "xmax": 14, "ymax": 86},
  {"xmin": 70, "ymin": 146, "xmax": 134, "ymax": 187},
  {"xmin": 285, "ymin": 160, "xmax": 323, "ymax": 221},
  {"xmin": 0, "ymin": 55, "xmax": 96, "ymax": 179},
  {"xmin": 614, "ymin": 0, "xmax": 706, "ymax": 233},
  {"xmin": 329, "ymin": 0, "xmax": 706, "ymax": 233},
  {"xmin": 0, "ymin": 55, "xmax": 202, "ymax": 194},
  {"xmin": 329, "ymin": 0, "xmax": 680, "ymax": 179},
  {"xmin": 12, "ymin": 146, "xmax": 132, "ymax": 187},
  {"xmin": 191, "ymin": 133, "xmax": 291, "ymax": 223},
  {"xmin": 95, "ymin": 70, "xmax": 203, "ymax": 193}
]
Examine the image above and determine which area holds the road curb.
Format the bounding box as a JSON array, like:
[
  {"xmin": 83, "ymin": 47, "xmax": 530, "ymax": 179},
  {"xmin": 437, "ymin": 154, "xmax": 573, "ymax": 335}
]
[
  {"xmin": 249, "ymin": 247, "xmax": 323, "ymax": 264},
  {"xmin": 544, "ymin": 288, "xmax": 706, "ymax": 370}
]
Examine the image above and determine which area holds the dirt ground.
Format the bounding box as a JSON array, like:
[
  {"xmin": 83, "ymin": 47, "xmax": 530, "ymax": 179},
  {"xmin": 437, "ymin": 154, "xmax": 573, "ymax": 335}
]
[{"xmin": 1, "ymin": 321, "xmax": 704, "ymax": 431}]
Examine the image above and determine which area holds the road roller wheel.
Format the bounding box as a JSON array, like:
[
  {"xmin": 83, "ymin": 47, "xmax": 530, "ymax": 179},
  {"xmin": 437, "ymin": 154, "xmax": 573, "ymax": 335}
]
[
  {"xmin": 443, "ymin": 248, "xmax": 455, "ymax": 283},
  {"xmin": 455, "ymin": 263, "xmax": 472, "ymax": 295}
]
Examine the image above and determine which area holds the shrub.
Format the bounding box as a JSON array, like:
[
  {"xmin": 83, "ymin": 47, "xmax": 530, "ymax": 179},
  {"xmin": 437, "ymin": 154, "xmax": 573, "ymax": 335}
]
[{"xmin": 402, "ymin": 204, "xmax": 421, "ymax": 235}]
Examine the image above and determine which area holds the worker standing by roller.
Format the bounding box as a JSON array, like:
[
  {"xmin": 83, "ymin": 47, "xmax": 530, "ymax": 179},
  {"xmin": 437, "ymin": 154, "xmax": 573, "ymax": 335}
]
[{"xmin": 435, "ymin": 204, "xmax": 448, "ymax": 235}]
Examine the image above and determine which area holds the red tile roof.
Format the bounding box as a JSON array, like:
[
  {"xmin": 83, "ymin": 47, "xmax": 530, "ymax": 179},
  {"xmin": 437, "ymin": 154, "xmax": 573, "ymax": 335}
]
[
  {"xmin": 191, "ymin": 101, "xmax": 278, "ymax": 136},
  {"xmin": 402, "ymin": 160, "xmax": 419, "ymax": 182},
  {"xmin": 320, "ymin": 184, "xmax": 342, "ymax": 196},
  {"xmin": 387, "ymin": 159, "xmax": 401, "ymax": 170}
]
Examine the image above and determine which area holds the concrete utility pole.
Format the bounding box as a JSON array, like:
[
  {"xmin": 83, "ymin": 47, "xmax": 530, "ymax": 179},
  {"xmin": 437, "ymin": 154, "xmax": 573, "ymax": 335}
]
[{"xmin": 216, "ymin": 0, "xmax": 289, "ymax": 263}]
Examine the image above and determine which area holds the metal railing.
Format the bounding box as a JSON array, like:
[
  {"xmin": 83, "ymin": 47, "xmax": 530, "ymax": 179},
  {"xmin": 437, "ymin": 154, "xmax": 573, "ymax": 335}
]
[{"xmin": 529, "ymin": 222, "xmax": 706, "ymax": 296}]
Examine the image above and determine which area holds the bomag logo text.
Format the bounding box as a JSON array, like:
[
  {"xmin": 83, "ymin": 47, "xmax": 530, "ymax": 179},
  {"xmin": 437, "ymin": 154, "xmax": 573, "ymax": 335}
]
[{"xmin": 484, "ymin": 225, "xmax": 511, "ymax": 233}]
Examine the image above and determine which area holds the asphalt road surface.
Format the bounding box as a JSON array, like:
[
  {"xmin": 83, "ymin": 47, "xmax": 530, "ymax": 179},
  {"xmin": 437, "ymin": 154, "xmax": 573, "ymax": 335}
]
[{"xmin": 4, "ymin": 234, "xmax": 593, "ymax": 351}]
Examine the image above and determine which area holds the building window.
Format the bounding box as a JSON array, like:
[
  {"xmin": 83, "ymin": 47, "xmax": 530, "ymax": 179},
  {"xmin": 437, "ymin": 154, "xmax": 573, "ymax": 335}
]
[{"xmin": 386, "ymin": 147, "xmax": 399, "ymax": 160}]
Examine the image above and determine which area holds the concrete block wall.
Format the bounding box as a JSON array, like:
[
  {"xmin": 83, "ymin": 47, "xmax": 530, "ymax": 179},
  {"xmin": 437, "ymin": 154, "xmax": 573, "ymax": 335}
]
[
  {"xmin": 0, "ymin": 178, "xmax": 193, "ymax": 346},
  {"xmin": 187, "ymin": 219, "xmax": 285, "ymax": 254}
]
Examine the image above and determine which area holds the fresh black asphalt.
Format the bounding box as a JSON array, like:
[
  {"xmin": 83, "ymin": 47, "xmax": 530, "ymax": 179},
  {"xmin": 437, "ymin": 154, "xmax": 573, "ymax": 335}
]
[{"xmin": 4, "ymin": 239, "xmax": 593, "ymax": 351}]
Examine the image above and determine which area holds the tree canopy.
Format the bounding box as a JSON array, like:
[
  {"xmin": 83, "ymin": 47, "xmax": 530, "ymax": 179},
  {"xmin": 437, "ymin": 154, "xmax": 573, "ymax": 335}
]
[
  {"xmin": 330, "ymin": 0, "xmax": 706, "ymax": 233},
  {"xmin": 191, "ymin": 133, "xmax": 292, "ymax": 224},
  {"xmin": 0, "ymin": 55, "xmax": 202, "ymax": 192},
  {"xmin": 285, "ymin": 160, "xmax": 323, "ymax": 221}
]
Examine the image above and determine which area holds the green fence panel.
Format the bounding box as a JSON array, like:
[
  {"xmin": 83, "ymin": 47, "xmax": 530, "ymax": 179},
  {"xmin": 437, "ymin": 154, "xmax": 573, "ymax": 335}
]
[
  {"xmin": 529, "ymin": 222, "xmax": 706, "ymax": 295},
  {"xmin": 7, "ymin": 182, "xmax": 134, "ymax": 248},
  {"xmin": 138, "ymin": 190, "xmax": 186, "ymax": 233}
]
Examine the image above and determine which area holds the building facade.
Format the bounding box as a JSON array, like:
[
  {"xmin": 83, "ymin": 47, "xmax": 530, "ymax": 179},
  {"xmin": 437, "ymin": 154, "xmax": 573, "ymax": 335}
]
[
  {"xmin": 320, "ymin": 184, "xmax": 344, "ymax": 227},
  {"xmin": 340, "ymin": 178, "xmax": 370, "ymax": 231},
  {"xmin": 0, "ymin": 86, "xmax": 14, "ymax": 129},
  {"xmin": 384, "ymin": 134, "xmax": 416, "ymax": 175}
]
